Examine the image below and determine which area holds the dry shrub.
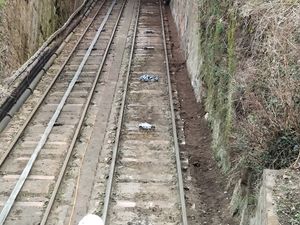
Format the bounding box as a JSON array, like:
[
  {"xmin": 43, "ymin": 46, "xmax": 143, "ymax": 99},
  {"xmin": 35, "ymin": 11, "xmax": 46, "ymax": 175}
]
[
  {"xmin": 233, "ymin": 0, "xmax": 300, "ymax": 171},
  {"xmin": 0, "ymin": 5, "xmax": 9, "ymax": 98},
  {"xmin": 0, "ymin": 2, "xmax": 21, "ymax": 102},
  {"xmin": 0, "ymin": 1, "xmax": 22, "ymax": 82}
]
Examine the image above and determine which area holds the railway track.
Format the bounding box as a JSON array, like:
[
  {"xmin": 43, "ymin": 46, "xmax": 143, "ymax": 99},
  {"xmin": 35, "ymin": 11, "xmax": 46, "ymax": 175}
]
[
  {"xmin": 0, "ymin": 0, "xmax": 127, "ymax": 224},
  {"xmin": 100, "ymin": 0, "xmax": 188, "ymax": 224},
  {"xmin": 0, "ymin": 0, "xmax": 188, "ymax": 224}
]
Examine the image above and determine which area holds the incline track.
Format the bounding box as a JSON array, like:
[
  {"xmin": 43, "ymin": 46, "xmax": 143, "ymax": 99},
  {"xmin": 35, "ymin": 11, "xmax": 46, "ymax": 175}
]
[
  {"xmin": 0, "ymin": 0, "xmax": 127, "ymax": 224},
  {"xmin": 0, "ymin": 0, "xmax": 189, "ymax": 224},
  {"xmin": 101, "ymin": 0, "xmax": 188, "ymax": 224}
]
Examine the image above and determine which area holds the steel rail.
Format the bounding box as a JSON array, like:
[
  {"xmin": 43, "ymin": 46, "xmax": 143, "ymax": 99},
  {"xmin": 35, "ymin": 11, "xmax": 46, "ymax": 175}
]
[
  {"xmin": 0, "ymin": 0, "xmax": 106, "ymax": 168},
  {"xmin": 40, "ymin": 0, "xmax": 128, "ymax": 224},
  {"xmin": 101, "ymin": 0, "xmax": 140, "ymax": 224},
  {"xmin": 160, "ymin": 2, "xmax": 189, "ymax": 225},
  {"xmin": 0, "ymin": 1, "xmax": 116, "ymax": 223}
]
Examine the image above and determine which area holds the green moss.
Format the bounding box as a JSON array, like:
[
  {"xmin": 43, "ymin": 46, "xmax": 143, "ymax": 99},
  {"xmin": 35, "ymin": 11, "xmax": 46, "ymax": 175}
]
[
  {"xmin": 37, "ymin": 4, "xmax": 60, "ymax": 48},
  {"xmin": 199, "ymin": 0, "xmax": 237, "ymax": 172},
  {"xmin": 0, "ymin": 0, "xmax": 5, "ymax": 8}
]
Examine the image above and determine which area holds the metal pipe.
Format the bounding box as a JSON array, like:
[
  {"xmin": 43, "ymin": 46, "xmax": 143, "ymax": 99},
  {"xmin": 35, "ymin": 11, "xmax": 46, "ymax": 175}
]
[
  {"xmin": 0, "ymin": 43, "xmax": 58, "ymax": 133},
  {"xmin": 0, "ymin": 87, "xmax": 32, "ymax": 133}
]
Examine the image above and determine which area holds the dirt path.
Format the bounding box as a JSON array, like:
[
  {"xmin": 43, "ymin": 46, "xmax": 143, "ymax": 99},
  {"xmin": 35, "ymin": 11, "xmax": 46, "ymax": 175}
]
[{"xmin": 166, "ymin": 6, "xmax": 238, "ymax": 225}]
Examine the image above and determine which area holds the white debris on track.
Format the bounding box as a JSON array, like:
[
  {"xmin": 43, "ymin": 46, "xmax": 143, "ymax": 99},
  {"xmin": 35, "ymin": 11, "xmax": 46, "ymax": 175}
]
[
  {"xmin": 139, "ymin": 74, "xmax": 159, "ymax": 82},
  {"xmin": 138, "ymin": 122, "xmax": 155, "ymax": 130},
  {"xmin": 78, "ymin": 214, "xmax": 104, "ymax": 225}
]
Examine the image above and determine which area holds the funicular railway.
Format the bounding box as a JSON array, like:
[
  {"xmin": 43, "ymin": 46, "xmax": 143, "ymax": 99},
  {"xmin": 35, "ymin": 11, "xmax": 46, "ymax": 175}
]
[{"xmin": 0, "ymin": 0, "xmax": 188, "ymax": 224}]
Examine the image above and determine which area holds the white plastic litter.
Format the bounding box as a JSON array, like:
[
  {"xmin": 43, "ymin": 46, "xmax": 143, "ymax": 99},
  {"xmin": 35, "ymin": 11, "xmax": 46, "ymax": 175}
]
[
  {"xmin": 78, "ymin": 214, "xmax": 104, "ymax": 225},
  {"xmin": 139, "ymin": 74, "xmax": 159, "ymax": 82},
  {"xmin": 139, "ymin": 122, "xmax": 155, "ymax": 130},
  {"xmin": 204, "ymin": 113, "xmax": 209, "ymax": 120}
]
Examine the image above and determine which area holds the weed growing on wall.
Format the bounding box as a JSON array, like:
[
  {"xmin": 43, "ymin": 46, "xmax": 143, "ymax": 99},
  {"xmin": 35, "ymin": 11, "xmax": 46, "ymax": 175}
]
[
  {"xmin": 199, "ymin": 0, "xmax": 300, "ymax": 175},
  {"xmin": 199, "ymin": 0, "xmax": 300, "ymax": 220},
  {"xmin": 233, "ymin": 0, "xmax": 300, "ymax": 176},
  {"xmin": 0, "ymin": 0, "xmax": 5, "ymax": 8},
  {"xmin": 199, "ymin": 0, "xmax": 236, "ymax": 172}
]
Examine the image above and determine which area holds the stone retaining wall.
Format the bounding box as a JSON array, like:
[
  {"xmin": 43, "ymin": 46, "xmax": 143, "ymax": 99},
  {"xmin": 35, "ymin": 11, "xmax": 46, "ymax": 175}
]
[{"xmin": 170, "ymin": 0, "xmax": 202, "ymax": 102}]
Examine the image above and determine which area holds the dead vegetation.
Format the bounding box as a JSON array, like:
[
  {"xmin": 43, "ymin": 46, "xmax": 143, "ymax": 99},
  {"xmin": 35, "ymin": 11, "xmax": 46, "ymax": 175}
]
[
  {"xmin": 199, "ymin": 0, "xmax": 300, "ymax": 222},
  {"xmin": 229, "ymin": 0, "xmax": 300, "ymax": 221},
  {"xmin": 233, "ymin": 0, "xmax": 300, "ymax": 174},
  {"xmin": 0, "ymin": 4, "xmax": 10, "ymax": 98},
  {"xmin": 0, "ymin": 1, "xmax": 22, "ymax": 103}
]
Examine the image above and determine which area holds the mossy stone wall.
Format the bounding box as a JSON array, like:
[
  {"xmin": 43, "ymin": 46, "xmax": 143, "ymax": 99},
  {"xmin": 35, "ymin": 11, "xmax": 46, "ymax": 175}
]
[{"xmin": 171, "ymin": 0, "xmax": 237, "ymax": 171}]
